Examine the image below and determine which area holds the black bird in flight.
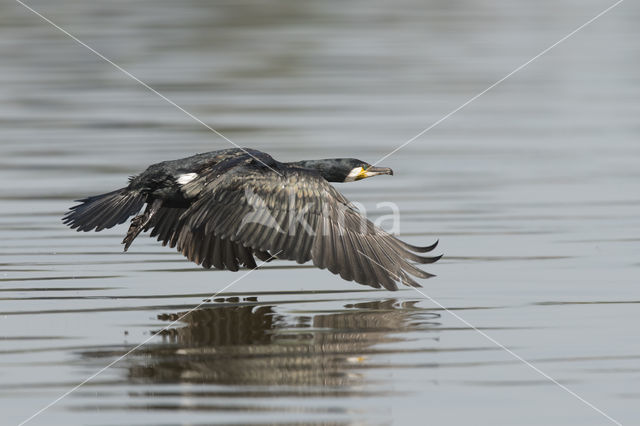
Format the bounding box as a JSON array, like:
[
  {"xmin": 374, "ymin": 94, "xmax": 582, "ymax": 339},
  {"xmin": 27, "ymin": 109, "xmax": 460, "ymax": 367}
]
[{"xmin": 63, "ymin": 148, "xmax": 440, "ymax": 290}]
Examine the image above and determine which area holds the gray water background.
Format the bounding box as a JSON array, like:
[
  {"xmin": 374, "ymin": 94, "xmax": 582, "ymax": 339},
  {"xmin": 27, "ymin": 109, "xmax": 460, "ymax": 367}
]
[{"xmin": 1, "ymin": 0, "xmax": 639, "ymax": 425}]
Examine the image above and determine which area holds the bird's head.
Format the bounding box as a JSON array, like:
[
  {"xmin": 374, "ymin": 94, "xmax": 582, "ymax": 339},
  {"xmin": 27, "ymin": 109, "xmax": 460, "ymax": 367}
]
[{"xmin": 288, "ymin": 158, "xmax": 393, "ymax": 182}]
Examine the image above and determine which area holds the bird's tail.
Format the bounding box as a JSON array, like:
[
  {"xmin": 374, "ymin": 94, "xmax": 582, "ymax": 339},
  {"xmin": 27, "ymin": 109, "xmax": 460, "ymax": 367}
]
[{"xmin": 62, "ymin": 188, "xmax": 145, "ymax": 232}]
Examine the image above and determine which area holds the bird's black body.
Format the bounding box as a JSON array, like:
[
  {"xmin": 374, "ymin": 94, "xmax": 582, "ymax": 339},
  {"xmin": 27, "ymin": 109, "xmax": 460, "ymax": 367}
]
[{"xmin": 63, "ymin": 148, "xmax": 440, "ymax": 290}]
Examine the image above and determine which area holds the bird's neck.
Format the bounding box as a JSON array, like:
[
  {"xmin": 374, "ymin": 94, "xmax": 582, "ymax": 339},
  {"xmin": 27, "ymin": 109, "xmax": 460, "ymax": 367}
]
[{"xmin": 286, "ymin": 160, "xmax": 343, "ymax": 182}]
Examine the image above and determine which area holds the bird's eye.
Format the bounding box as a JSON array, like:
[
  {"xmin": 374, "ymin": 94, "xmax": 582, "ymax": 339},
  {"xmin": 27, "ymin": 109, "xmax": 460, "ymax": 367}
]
[{"xmin": 362, "ymin": 164, "xmax": 369, "ymax": 170}]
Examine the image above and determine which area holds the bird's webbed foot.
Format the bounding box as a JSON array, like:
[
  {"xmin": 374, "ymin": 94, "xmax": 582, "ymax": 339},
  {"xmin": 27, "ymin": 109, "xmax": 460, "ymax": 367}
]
[{"xmin": 122, "ymin": 199, "xmax": 162, "ymax": 251}]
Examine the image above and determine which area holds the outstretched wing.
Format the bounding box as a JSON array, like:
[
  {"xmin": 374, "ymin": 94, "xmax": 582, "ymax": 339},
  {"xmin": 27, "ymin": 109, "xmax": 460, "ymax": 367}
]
[
  {"xmin": 174, "ymin": 163, "xmax": 439, "ymax": 290},
  {"xmin": 143, "ymin": 205, "xmax": 273, "ymax": 271}
]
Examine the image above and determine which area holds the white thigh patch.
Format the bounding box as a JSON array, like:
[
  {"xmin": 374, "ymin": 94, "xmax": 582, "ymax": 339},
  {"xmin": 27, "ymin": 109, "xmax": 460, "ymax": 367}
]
[{"xmin": 177, "ymin": 173, "xmax": 197, "ymax": 185}]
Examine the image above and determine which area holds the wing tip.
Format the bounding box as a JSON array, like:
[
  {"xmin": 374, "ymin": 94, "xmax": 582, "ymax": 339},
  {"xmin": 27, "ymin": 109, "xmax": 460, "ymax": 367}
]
[{"xmin": 402, "ymin": 238, "xmax": 439, "ymax": 253}]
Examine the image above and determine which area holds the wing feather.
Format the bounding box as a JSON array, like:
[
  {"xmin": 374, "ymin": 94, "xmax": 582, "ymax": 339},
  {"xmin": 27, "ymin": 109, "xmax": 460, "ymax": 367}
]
[
  {"xmin": 63, "ymin": 188, "xmax": 145, "ymax": 232},
  {"xmin": 166, "ymin": 162, "xmax": 439, "ymax": 289}
]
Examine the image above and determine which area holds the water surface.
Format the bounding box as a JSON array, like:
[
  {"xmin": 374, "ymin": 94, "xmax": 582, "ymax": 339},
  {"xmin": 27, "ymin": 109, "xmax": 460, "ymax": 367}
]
[{"xmin": 1, "ymin": 0, "xmax": 639, "ymax": 425}]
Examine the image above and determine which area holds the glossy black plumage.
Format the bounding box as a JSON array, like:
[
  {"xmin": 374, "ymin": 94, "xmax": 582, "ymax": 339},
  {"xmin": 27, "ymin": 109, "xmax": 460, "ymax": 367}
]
[{"xmin": 63, "ymin": 148, "xmax": 440, "ymax": 290}]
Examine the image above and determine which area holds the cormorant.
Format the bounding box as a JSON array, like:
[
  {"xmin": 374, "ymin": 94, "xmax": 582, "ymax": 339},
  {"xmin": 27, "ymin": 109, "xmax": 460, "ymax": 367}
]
[{"xmin": 63, "ymin": 148, "xmax": 440, "ymax": 290}]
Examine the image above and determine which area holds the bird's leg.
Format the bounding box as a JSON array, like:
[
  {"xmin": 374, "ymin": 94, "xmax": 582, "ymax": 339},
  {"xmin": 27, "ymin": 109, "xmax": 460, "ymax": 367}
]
[{"xmin": 122, "ymin": 199, "xmax": 162, "ymax": 252}]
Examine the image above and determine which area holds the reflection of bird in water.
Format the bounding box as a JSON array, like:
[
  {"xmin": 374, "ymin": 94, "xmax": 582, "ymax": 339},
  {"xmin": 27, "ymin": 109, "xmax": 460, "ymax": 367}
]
[
  {"xmin": 114, "ymin": 299, "xmax": 440, "ymax": 387},
  {"xmin": 63, "ymin": 148, "xmax": 440, "ymax": 290}
]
